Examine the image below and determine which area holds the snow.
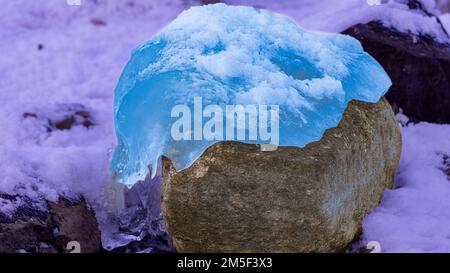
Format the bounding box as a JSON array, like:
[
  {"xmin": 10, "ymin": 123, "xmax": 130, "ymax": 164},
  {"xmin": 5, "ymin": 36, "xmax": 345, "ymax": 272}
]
[
  {"xmin": 359, "ymin": 122, "xmax": 450, "ymax": 253},
  {"xmin": 112, "ymin": 3, "xmax": 391, "ymax": 185},
  {"xmin": 0, "ymin": 0, "xmax": 192, "ymax": 203},
  {"xmin": 439, "ymin": 12, "xmax": 450, "ymax": 31},
  {"xmin": 227, "ymin": 0, "xmax": 450, "ymax": 43},
  {"xmin": 396, "ymin": 110, "xmax": 410, "ymax": 126},
  {"xmin": 1, "ymin": 0, "xmax": 450, "ymax": 253}
]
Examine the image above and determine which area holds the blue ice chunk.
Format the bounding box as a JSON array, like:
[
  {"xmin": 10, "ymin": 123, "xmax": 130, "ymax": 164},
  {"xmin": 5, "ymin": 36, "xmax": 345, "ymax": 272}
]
[{"xmin": 111, "ymin": 3, "xmax": 391, "ymax": 186}]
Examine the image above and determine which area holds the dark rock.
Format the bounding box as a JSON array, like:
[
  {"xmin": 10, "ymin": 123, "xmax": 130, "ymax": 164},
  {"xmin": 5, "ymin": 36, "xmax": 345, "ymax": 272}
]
[
  {"xmin": 22, "ymin": 103, "xmax": 94, "ymax": 132},
  {"xmin": 90, "ymin": 18, "xmax": 107, "ymax": 27},
  {"xmin": 161, "ymin": 98, "xmax": 401, "ymax": 253},
  {"xmin": 51, "ymin": 105, "xmax": 94, "ymax": 130},
  {"xmin": 343, "ymin": 21, "xmax": 450, "ymax": 123},
  {"xmin": 201, "ymin": 0, "xmax": 221, "ymax": 4},
  {"xmin": 0, "ymin": 195, "xmax": 102, "ymax": 253},
  {"xmin": 0, "ymin": 194, "xmax": 47, "ymax": 224},
  {"xmin": 441, "ymin": 154, "xmax": 450, "ymax": 180},
  {"xmin": 22, "ymin": 112, "xmax": 37, "ymax": 119}
]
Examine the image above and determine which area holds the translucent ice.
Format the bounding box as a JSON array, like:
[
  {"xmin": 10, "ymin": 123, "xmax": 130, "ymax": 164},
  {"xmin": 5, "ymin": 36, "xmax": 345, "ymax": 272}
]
[{"xmin": 111, "ymin": 3, "xmax": 391, "ymax": 186}]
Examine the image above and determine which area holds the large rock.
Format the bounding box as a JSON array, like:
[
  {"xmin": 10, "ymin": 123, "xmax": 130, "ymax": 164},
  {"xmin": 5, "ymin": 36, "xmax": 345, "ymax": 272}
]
[
  {"xmin": 161, "ymin": 98, "xmax": 401, "ymax": 253},
  {"xmin": 0, "ymin": 195, "xmax": 102, "ymax": 253},
  {"xmin": 344, "ymin": 21, "xmax": 450, "ymax": 123}
]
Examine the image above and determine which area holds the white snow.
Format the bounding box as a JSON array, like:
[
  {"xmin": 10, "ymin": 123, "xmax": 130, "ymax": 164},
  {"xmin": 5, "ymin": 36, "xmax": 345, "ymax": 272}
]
[
  {"xmin": 360, "ymin": 122, "xmax": 450, "ymax": 253},
  {"xmin": 227, "ymin": 0, "xmax": 450, "ymax": 43},
  {"xmin": 1, "ymin": 0, "xmax": 450, "ymax": 253},
  {"xmin": 396, "ymin": 110, "xmax": 411, "ymax": 126},
  {"xmin": 0, "ymin": 0, "xmax": 192, "ymax": 202},
  {"xmin": 439, "ymin": 12, "xmax": 450, "ymax": 31}
]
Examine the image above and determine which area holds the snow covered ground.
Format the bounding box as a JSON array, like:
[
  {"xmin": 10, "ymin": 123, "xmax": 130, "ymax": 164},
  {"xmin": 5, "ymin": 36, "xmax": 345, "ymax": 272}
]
[
  {"xmin": 360, "ymin": 122, "xmax": 450, "ymax": 252},
  {"xmin": 1, "ymin": 0, "xmax": 450, "ymax": 252},
  {"xmin": 0, "ymin": 0, "xmax": 192, "ymax": 202}
]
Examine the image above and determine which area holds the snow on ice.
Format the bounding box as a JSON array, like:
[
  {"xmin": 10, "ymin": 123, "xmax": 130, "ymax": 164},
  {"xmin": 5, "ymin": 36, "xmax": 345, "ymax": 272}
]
[{"xmin": 111, "ymin": 3, "xmax": 390, "ymax": 185}]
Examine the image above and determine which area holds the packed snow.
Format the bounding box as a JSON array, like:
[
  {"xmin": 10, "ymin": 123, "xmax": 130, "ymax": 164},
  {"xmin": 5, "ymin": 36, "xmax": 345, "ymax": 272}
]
[
  {"xmin": 359, "ymin": 121, "xmax": 450, "ymax": 253},
  {"xmin": 1, "ymin": 0, "xmax": 450, "ymax": 252},
  {"xmin": 111, "ymin": 4, "xmax": 390, "ymax": 185},
  {"xmin": 0, "ymin": 0, "xmax": 191, "ymax": 201},
  {"xmin": 439, "ymin": 12, "xmax": 450, "ymax": 30}
]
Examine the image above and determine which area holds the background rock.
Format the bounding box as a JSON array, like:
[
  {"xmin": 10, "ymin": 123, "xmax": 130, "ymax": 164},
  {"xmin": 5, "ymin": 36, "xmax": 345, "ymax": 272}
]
[
  {"xmin": 0, "ymin": 194, "xmax": 102, "ymax": 253},
  {"xmin": 344, "ymin": 21, "xmax": 450, "ymax": 123},
  {"xmin": 161, "ymin": 98, "xmax": 401, "ymax": 253}
]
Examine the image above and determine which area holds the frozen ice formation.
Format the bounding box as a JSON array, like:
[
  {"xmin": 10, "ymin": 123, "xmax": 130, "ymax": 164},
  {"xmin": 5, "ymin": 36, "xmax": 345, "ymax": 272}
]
[{"xmin": 111, "ymin": 3, "xmax": 391, "ymax": 186}]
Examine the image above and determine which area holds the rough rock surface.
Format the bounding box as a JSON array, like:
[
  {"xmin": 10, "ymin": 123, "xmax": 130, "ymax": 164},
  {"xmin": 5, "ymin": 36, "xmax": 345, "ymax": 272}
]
[
  {"xmin": 0, "ymin": 195, "xmax": 102, "ymax": 253},
  {"xmin": 161, "ymin": 98, "xmax": 401, "ymax": 253},
  {"xmin": 344, "ymin": 21, "xmax": 450, "ymax": 123}
]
